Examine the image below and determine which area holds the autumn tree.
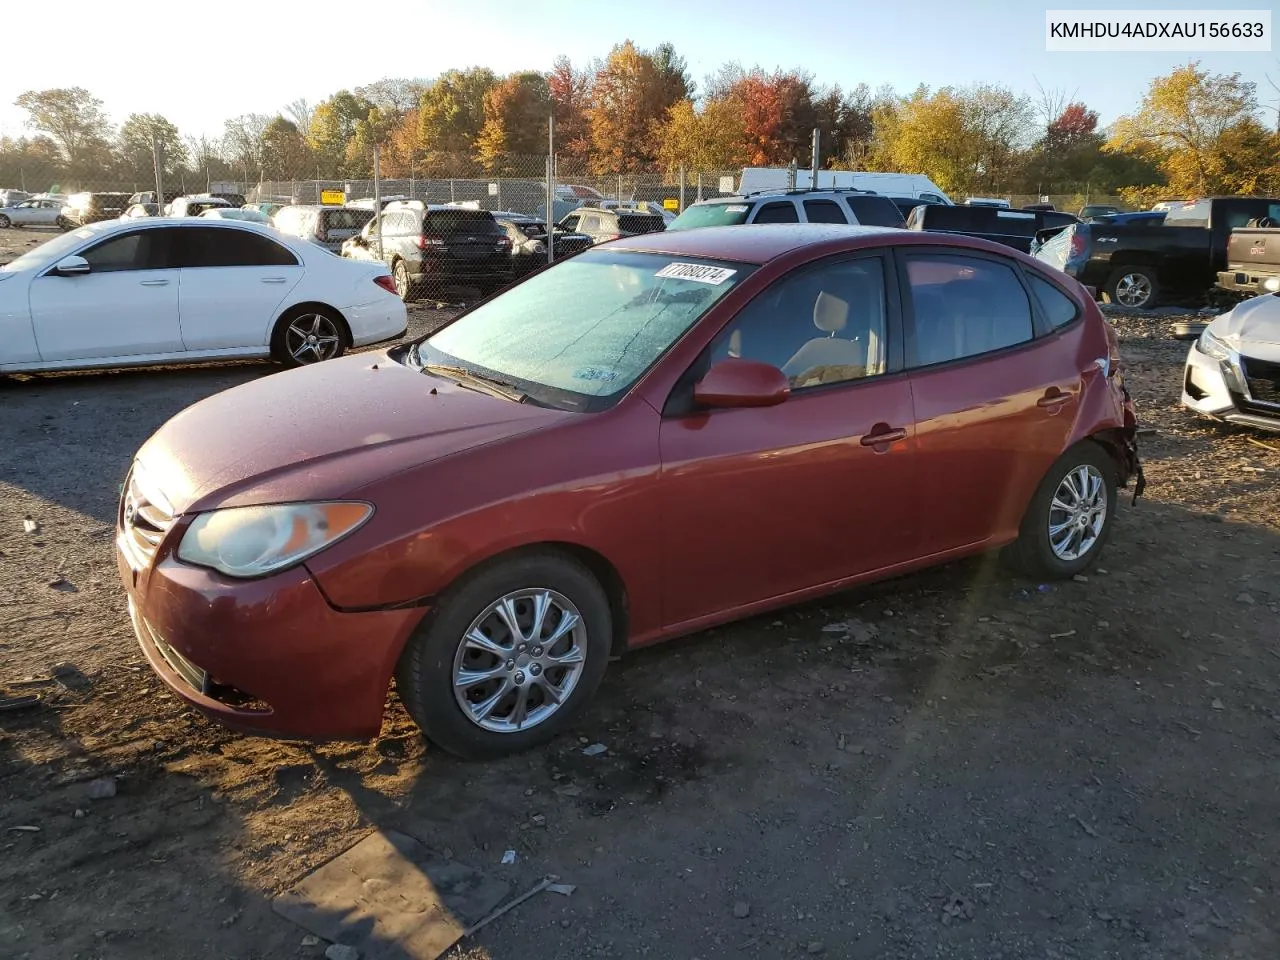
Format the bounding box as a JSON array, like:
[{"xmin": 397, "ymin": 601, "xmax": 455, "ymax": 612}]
[
  {"xmin": 14, "ymin": 87, "xmax": 113, "ymax": 171},
  {"xmin": 308, "ymin": 91, "xmax": 374, "ymax": 177},
  {"xmin": 588, "ymin": 41, "xmax": 689, "ymax": 173},
  {"xmin": 475, "ymin": 72, "xmax": 551, "ymax": 174},
  {"xmin": 713, "ymin": 68, "xmax": 819, "ymax": 166},
  {"xmin": 1106, "ymin": 63, "xmax": 1268, "ymax": 195},
  {"xmin": 355, "ymin": 77, "xmax": 431, "ymax": 114},
  {"xmin": 416, "ymin": 67, "xmax": 498, "ymax": 172},
  {"xmin": 547, "ymin": 56, "xmax": 593, "ymax": 165},
  {"xmin": 117, "ymin": 113, "xmax": 187, "ymax": 180},
  {"xmin": 655, "ymin": 98, "xmax": 747, "ymax": 175}
]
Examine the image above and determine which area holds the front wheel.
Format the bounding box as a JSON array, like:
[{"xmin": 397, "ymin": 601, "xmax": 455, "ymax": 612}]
[
  {"xmin": 270, "ymin": 307, "xmax": 348, "ymax": 368},
  {"xmin": 1005, "ymin": 442, "xmax": 1117, "ymax": 579},
  {"xmin": 1105, "ymin": 267, "xmax": 1159, "ymax": 310},
  {"xmin": 0, "ymin": 214, "xmax": 10, "ymax": 229},
  {"xmin": 396, "ymin": 552, "xmax": 613, "ymax": 759}
]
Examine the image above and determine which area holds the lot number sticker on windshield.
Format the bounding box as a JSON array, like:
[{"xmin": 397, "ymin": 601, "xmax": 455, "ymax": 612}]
[{"xmin": 655, "ymin": 262, "xmax": 738, "ymax": 285}]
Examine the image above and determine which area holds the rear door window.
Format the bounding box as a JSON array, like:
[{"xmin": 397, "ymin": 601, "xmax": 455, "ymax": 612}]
[
  {"xmin": 803, "ymin": 200, "xmax": 848, "ymax": 224},
  {"xmin": 751, "ymin": 201, "xmax": 799, "ymax": 224},
  {"xmin": 179, "ymin": 226, "xmax": 299, "ymax": 268},
  {"xmin": 903, "ymin": 254, "xmax": 1035, "ymax": 366}
]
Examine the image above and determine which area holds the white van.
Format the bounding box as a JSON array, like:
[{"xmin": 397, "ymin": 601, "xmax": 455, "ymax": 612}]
[{"xmin": 736, "ymin": 167, "xmax": 952, "ymax": 204}]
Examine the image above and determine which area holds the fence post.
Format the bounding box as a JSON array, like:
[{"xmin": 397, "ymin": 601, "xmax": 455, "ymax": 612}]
[
  {"xmin": 546, "ymin": 114, "xmax": 555, "ymax": 265},
  {"xmin": 697, "ymin": 171, "xmax": 703, "ymax": 202},
  {"xmin": 616, "ymin": 174, "xmax": 622, "ymax": 203},
  {"xmin": 679, "ymin": 164, "xmax": 686, "ymax": 212},
  {"xmin": 373, "ymin": 143, "xmax": 383, "ymax": 259},
  {"xmin": 151, "ymin": 137, "xmax": 164, "ymax": 212}
]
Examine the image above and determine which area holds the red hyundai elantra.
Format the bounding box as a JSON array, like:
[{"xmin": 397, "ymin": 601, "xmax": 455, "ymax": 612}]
[{"xmin": 118, "ymin": 224, "xmax": 1141, "ymax": 758}]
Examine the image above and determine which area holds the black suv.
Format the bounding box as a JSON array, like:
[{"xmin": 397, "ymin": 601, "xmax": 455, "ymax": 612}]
[
  {"xmin": 61, "ymin": 192, "xmax": 132, "ymax": 227},
  {"xmin": 346, "ymin": 202, "xmax": 513, "ymax": 302},
  {"xmin": 558, "ymin": 207, "xmax": 666, "ymax": 244}
]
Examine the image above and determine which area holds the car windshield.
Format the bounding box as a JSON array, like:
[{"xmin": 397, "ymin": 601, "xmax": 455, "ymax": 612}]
[
  {"xmin": 410, "ymin": 249, "xmax": 752, "ymax": 411},
  {"xmin": 1, "ymin": 227, "xmax": 99, "ymax": 272},
  {"xmin": 667, "ymin": 202, "xmax": 752, "ymax": 231}
]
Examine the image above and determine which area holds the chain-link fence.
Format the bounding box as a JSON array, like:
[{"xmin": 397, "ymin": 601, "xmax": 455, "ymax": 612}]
[{"xmin": 0, "ymin": 145, "xmax": 1129, "ymax": 302}]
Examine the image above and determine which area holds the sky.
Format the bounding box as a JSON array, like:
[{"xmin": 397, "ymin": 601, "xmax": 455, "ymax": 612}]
[{"xmin": 2, "ymin": 0, "xmax": 1276, "ymax": 141}]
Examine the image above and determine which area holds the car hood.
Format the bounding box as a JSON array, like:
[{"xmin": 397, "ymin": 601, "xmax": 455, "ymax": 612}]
[
  {"xmin": 1214, "ymin": 294, "xmax": 1280, "ymax": 350},
  {"xmin": 135, "ymin": 353, "xmax": 573, "ymax": 514}
]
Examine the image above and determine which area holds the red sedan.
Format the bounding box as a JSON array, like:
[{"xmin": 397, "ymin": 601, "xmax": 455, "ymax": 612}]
[{"xmin": 118, "ymin": 224, "xmax": 1141, "ymax": 758}]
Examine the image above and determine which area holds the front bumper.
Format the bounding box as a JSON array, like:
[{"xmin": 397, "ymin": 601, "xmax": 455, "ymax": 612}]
[
  {"xmin": 118, "ymin": 537, "xmax": 425, "ymax": 740},
  {"xmin": 1181, "ymin": 343, "xmax": 1280, "ymax": 433}
]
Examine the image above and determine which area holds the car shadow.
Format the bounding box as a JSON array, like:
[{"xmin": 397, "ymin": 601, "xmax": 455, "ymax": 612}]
[{"xmin": 298, "ymin": 496, "xmax": 1280, "ymax": 959}]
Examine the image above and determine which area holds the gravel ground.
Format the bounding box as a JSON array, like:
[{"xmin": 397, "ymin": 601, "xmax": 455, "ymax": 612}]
[{"xmin": 3, "ymin": 224, "xmax": 1280, "ymax": 960}]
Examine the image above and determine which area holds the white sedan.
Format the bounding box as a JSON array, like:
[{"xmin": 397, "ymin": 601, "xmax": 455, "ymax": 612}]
[
  {"xmin": 0, "ymin": 197, "xmax": 65, "ymax": 229},
  {"xmin": 0, "ymin": 218, "xmax": 407, "ymax": 374},
  {"xmin": 1182, "ymin": 283, "xmax": 1280, "ymax": 432}
]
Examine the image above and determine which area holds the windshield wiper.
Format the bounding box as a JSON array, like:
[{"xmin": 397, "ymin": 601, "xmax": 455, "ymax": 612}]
[{"xmin": 423, "ymin": 362, "xmax": 529, "ymax": 403}]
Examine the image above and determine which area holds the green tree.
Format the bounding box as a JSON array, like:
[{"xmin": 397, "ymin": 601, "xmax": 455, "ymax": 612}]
[
  {"xmin": 118, "ymin": 113, "xmax": 187, "ymax": 180},
  {"xmin": 475, "ymin": 72, "xmax": 551, "ymax": 174},
  {"xmin": 308, "ymin": 91, "xmax": 374, "ymax": 177},
  {"xmin": 261, "ymin": 117, "xmax": 311, "ymax": 180},
  {"xmin": 416, "ymin": 67, "xmax": 498, "ymax": 169},
  {"xmin": 13, "ymin": 87, "xmax": 113, "ymax": 169}
]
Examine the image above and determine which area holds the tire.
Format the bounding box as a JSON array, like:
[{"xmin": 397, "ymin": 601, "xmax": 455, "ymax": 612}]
[
  {"xmin": 1005, "ymin": 442, "xmax": 1118, "ymax": 580},
  {"xmin": 0, "ymin": 215, "xmax": 10, "ymax": 229},
  {"xmin": 56, "ymin": 216, "xmax": 72, "ymax": 231},
  {"xmin": 269, "ymin": 306, "xmax": 349, "ymax": 368},
  {"xmin": 1171, "ymin": 321, "xmax": 1207, "ymax": 341},
  {"xmin": 392, "ymin": 259, "xmax": 415, "ymax": 302},
  {"xmin": 396, "ymin": 551, "xmax": 613, "ymax": 760},
  {"xmin": 1104, "ymin": 267, "xmax": 1159, "ymax": 310}
]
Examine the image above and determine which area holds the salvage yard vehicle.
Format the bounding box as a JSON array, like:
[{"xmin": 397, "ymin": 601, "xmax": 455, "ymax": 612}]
[
  {"xmin": 60, "ymin": 191, "xmax": 131, "ymax": 226},
  {"xmin": 0, "ymin": 196, "xmax": 65, "ymax": 228},
  {"xmin": 667, "ymin": 188, "xmax": 905, "ymax": 231},
  {"xmin": 1182, "ymin": 289, "xmax": 1280, "ymax": 432},
  {"xmin": 1217, "ymin": 218, "xmax": 1280, "ymax": 297},
  {"xmin": 908, "ymin": 204, "xmax": 1078, "ymax": 253},
  {"xmin": 559, "ymin": 206, "xmax": 667, "ymax": 243},
  {"xmin": 1036, "ymin": 196, "xmax": 1280, "ymax": 310},
  {"xmin": 274, "ymin": 203, "xmax": 375, "ymax": 255},
  {"xmin": 344, "ymin": 201, "xmax": 512, "ymax": 301},
  {"xmin": 117, "ymin": 224, "xmax": 1141, "ymax": 759},
  {"xmin": 0, "ymin": 218, "xmax": 405, "ymax": 375}
]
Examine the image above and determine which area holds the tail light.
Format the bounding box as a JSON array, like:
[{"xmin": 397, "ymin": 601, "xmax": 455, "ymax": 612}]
[
  {"xmin": 416, "ymin": 234, "xmax": 445, "ymax": 249},
  {"xmin": 372, "ymin": 275, "xmax": 397, "ymax": 295},
  {"xmin": 495, "ymin": 236, "xmax": 512, "ymax": 251},
  {"xmin": 1068, "ymin": 229, "xmax": 1087, "ymax": 261}
]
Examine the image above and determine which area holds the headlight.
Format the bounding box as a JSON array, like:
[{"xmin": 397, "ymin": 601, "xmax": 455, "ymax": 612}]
[
  {"xmin": 1196, "ymin": 326, "xmax": 1232, "ymax": 361},
  {"xmin": 177, "ymin": 502, "xmax": 372, "ymax": 578}
]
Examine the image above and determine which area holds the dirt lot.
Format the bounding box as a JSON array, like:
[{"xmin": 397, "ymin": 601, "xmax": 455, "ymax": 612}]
[{"xmin": 3, "ymin": 223, "xmax": 1279, "ymax": 960}]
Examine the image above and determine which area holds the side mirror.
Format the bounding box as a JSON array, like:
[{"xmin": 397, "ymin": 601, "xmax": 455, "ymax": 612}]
[
  {"xmin": 693, "ymin": 359, "xmax": 790, "ymax": 409},
  {"xmin": 54, "ymin": 255, "xmax": 90, "ymax": 276}
]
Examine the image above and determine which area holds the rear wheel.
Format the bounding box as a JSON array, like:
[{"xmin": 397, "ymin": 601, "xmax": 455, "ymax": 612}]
[
  {"xmin": 396, "ymin": 552, "xmax": 613, "ymax": 759},
  {"xmin": 0, "ymin": 214, "xmax": 10, "ymax": 229},
  {"xmin": 1005, "ymin": 442, "xmax": 1117, "ymax": 579},
  {"xmin": 270, "ymin": 306, "xmax": 348, "ymax": 368},
  {"xmin": 393, "ymin": 259, "xmax": 414, "ymax": 301},
  {"xmin": 1105, "ymin": 267, "xmax": 1159, "ymax": 310}
]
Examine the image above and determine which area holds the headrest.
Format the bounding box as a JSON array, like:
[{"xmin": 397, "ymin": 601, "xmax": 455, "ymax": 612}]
[{"xmin": 813, "ymin": 291, "xmax": 848, "ymax": 334}]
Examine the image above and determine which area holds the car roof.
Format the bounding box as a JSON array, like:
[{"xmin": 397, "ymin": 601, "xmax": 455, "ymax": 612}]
[{"xmin": 610, "ymin": 223, "xmax": 1048, "ymax": 266}]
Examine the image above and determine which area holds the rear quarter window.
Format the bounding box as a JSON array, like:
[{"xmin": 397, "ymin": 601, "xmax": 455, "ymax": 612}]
[{"xmin": 1026, "ymin": 272, "xmax": 1080, "ymax": 328}]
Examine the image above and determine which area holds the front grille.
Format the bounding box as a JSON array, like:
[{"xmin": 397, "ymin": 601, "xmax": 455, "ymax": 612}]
[
  {"xmin": 1241, "ymin": 356, "xmax": 1280, "ymax": 408},
  {"xmin": 120, "ymin": 468, "xmax": 174, "ymax": 569}
]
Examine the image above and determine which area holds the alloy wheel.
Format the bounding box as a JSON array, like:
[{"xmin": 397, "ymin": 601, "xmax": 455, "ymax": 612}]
[
  {"xmin": 451, "ymin": 588, "xmax": 588, "ymax": 734},
  {"xmin": 284, "ymin": 313, "xmax": 341, "ymax": 364},
  {"xmin": 1115, "ymin": 273, "xmax": 1152, "ymax": 308},
  {"xmin": 1048, "ymin": 464, "xmax": 1108, "ymax": 561},
  {"xmin": 0, "ymin": 215, "xmax": 10, "ymax": 229},
  {"xmin": 394, "ymin": 262, "xmax": 410, "ymax": 299}
]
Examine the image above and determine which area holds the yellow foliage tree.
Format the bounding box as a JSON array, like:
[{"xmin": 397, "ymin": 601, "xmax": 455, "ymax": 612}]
[{"xmin": 654, "ymin": 98, "xmax": 747, "ymax": 176}]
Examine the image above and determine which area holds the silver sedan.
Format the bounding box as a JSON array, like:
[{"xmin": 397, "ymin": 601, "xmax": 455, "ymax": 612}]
[{"xmin": 0, "ymin": 198, "xmax": 65, "ymax": 229}]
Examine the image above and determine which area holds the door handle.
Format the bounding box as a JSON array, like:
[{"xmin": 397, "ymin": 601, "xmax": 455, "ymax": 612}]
[
  {"xmin": 859, "ymin": 426, "xmax": 908, "ymax": 446},
  {"xmin": 260, "ymin": 277, "xmax": 287, "ymax": 283},
  {"xmin": 1037, "ymin": 390, "xmax": 1072, "ymax": 409},
  {"xmin": 139, "ymin": 279, "xmax": 169, "ymax": 286}
]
